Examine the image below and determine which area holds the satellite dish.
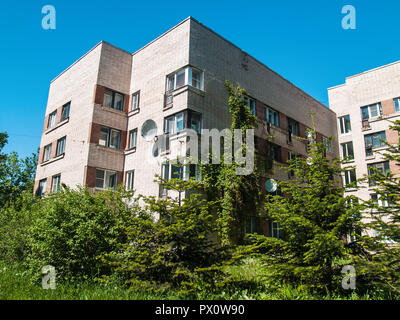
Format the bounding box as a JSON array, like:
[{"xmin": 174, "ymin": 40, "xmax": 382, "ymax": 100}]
[
  {"xmin": 265, "ymin": 178, "xmax": 277, "ymax": 193},
  {"xmin": 306, "ymin": 157, "xmax": 313, "ymax": 165},
  {"xmin": 141, "ymin": 119, "xmax": 158, "ymax": 142}
]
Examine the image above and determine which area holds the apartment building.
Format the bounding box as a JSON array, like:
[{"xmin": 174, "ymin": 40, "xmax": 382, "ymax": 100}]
[
  {"xmin": 328, "ymin": 61, "xmax": 400, "ymax": 205},
  {"xmin": 34, "ymin": 17, "xmax": 339, "ymax": 237}
]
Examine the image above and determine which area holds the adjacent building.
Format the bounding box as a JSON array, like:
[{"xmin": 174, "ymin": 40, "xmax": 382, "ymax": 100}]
[
  {"xmin": 328, "ymin": 61, "xmax": 400, "ymax": 205},
  {"xmin": 34, "ymin": 17, "xmax": 339, "ymax": 237}
]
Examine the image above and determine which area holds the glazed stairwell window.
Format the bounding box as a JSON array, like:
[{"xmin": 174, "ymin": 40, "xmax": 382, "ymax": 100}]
[
  {"xmin": 95, "ymin": 169, "xmax": 118, "ymax": 190},
  {"xmin": 99, "ymin": 126, "xmax": 121, "ymax": 149},
  {"xmin": 339, "ymin": 115, "xmax": 351, "ymax": 135},
  {"xmin": 131, "ymin": 91, "xmax": 140, "ymax": 111},
  {"xmin": 341, "ymin": 141, "xmax": 354, "ymax": 161},
  {"xmin": 103, "ymin": 89, "xmax": 124, "ymax": 111},
  {"xmin": 125, "ymin": 170, "xmax": 134, "ymax": 190},
  {"xmin": 129, "ymin": 128, "xmax": 138, "ymax": 149}
]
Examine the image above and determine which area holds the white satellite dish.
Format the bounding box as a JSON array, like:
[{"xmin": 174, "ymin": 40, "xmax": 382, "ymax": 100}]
[
  {"xmin": 141, "ymin": 119, "xmax": 158, "ymax": 142},
  {"xmin": 265, "ymin": 178, "xmax": 277, "ymax": 193},
  {"xmin": 306, "ymin": 157, "xmax": 313, "ymax": 165}
]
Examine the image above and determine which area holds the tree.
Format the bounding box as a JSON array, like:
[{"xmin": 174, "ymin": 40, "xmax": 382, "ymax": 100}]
[
  {"xmin": 102, "ymin": 175, "xmax": 225, "ymax": 295},
  {"xmin": 200, "ymin": 81, "xmax": 264, "ymax": 246},
  {"xmin": 0, "ymin": 131, "xmax": 38, "ymax": 207},
  {"xmin": 247, "ymin": 120, "xmax": 362, "ymax": 292},
  {"xmin": 355, "ymin": 120, "xmax": 400, "ymax": 296}
]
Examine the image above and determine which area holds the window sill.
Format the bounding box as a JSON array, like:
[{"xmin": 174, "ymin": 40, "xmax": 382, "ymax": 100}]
[
  {"xmin": 128, "ymin": 108, "xmax": 140, "ymax": 117},
  {"xmin": 97, "ymin": 104, "xmax": 127, "ymax": 116},
  {"xmin": 96, "ymin": 144, "xmax": 124, "ymax": 153},
  {"xmin": 344, "ymin": 188, "xmax": 358, "ymax": 192},
  {"xmin": 124, "ymin": 147, "xmax": 137, "ymax": 155},
  {"xmin": 343, "ymin": 159, "xmax": 355, "ymax": 164},
  {"xmin": 45, "ymin": 118, "xmax": 69, "ymax": 134},
  {"xmin": 40, "ymin": 153, "xmax": 64, "ymax": 166}
]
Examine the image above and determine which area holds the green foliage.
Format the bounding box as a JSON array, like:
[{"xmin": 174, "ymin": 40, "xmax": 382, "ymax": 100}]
[
  {"xmin": 25, "ymin": 186, "xmax": 141, "ymax": 282},
  {"xmin": 354, "ymin": 120, "xmax": 400, "ymax": 295},
  {"xmin": 250, "ymin": 118, "xmax": 363, "ymax": 292},
  {"xmin": 102, "ymin": 176, "xmax": 227, "ymax": 296},
  {"xmin": 0, "ymin": 131, "xmax": 38, "ymax": 207},
  {"xmin": 200, "ymin": 81, "xmax": 263, "ymax": 246}
]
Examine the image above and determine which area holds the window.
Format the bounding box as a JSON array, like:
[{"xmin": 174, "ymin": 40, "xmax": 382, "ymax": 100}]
[
  {"xmin": 61, "ymin": 102, "xmax": 70, "ymax": 121},
  {"xmin": 189, "ymin": 111, "xmax": 202, "ymax": 133},
  {"xmin": 288, "ymin": 152, "xmax": 299, "ymax": 177},
  {"xmin": 131, "ymin": 91, "xmax": 140, "ymax": 111},
  {"xmin": 164, "ymin": 112, "xmax": 184, "ymax": 134},
  {"xmin": 265, "ymin": 106, "xmax": 279, "ymax": 126},
  {"xmin": 368, "ymin": 161, "xmax": 390, "ymax": 186},
  {"xmin": 361, "ymin": 103, "xmax": 382, "ymax": 120},
  {"xmin": 270, "ymin": 221, "xmax": 284, "ymax": 239},
  {"xmin": 268, "ymin": 143, "xmax": 282, "ymax": 163},
  {"xmin": 243, "ymin": 96, "xmax": 256, "ymax": 116},
  {"xmin": 394, "ymin": 98, "xmax": 400, "ymax": 113},
  {"xmin": 99, "ymin": 126, "xmax": 121, "ymax": 149},
  {"xmin": 51, "ymin": 175, "xmax": 61, "ymax": 193},
  {"xmin": 344, "ymin": 169, "xmax": 357, "ymax": 188},
  {"xmin": 244, "ymin": 216, "xmax": 260, "ymax": 235},
  {"xmin": 364, "ymin": 131, "xmax": 386, "ymax": 156},
  {"xmin": 164, "ymin": 110, "xmax": 202, "ymax": 135},
  {"xmin": 339, "ymin": 115, "xmax": 351, "ymax": 134},
  {"xmin": 125, "ymin": 170, "xmax": 134, "ymax": 190},
  {"xmin": 43, "ymin": 144, "xmax": 52, "ymax": 162},
  {"xmin": 322, "ymin": 136, "xmax": 332, "ymax": 152},
  {"xmin": 38, "ymin": 179, "xmax": 47, "ymax": 197},
  {"xmin": 103, "ymin": 89, "xmax": 124, "ymax": 111},
  {"xmin": 95, "ymin": 169, "xmax": 118, "ymax": 190},
  {"xmin": 56, "ymin": 137, "xmax": 66, "ymax": 156},
  {"xmin": 129, "ymin": 129, "xmax": 137, "ymax": 149},
  {"xmin": 161, "ymin": 163, "xmax": 199, "ymax": 181},
  {"xmin": 166, "ymin": 66, "xmax": 203, "ymax": 91},
  {"xmin": 287, "ymin": 118, "xmax": 300, "ymax": 136},
  {"xmin": 370, "ymin": 193, "xmax": 389, "ymax": 208},
  {"xmin": 48, "ymin": 111, "xmax": 57, "ymax": 128},
  {"xmin": 341, "ymin": 142, "xmax": 354, "ymax": 160}
]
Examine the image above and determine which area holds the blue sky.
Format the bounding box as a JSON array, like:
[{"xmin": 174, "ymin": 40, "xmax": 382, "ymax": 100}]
[{"xmin": 0, "ymin": 0, "xmax": 399, "ymax": 158}]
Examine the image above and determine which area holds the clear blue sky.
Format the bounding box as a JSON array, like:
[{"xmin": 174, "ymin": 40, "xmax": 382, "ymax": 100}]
[{"xmin": 1, "ymin": 0, "xmax": 399, "ymax": 158}]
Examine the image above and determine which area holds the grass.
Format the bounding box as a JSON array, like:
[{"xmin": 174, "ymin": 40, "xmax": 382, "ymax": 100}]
[{"xmin": 0, "ymin": 259, "xmax": 388, "ymax": 300}]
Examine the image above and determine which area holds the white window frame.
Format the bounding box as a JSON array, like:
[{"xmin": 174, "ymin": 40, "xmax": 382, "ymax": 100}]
[
  {"xmin": 129, "ymin": 128, "xmax": 137, "ymax": 149},
  {"xmin": 56, "ymin": 137, "xmax": 66, "ymax": 156},
  {"xmin": 61, "ymin": 102, "xmax": 70, "ymax": 121},
  {"xmin": 131, "ymin": 91, "xmax": 140, "ymax": 111},
  {"xmin": 265, "ymin": 106, "xmax": 279, "ymax": 126},
  {"xmin": 339, "ymin": 115, "xmax": 352, "ymax": 135},
  {"xmin": 361, "ymin": 103, "xmax": 382, "ymax": 120},
  {"xmin": 343, "ymin": 169, "xmax": 357, "ymax": 187},
  {"xmin": 166, "ymin": 66, "xmax": 204, "ymax": 92},
  {"xmin": 43, "ymin": 144, "xmax": 52, "ymax": 162},
  {"xmin": 99, "ymin": 126, "xmax": 121, "ymax": 149},
  {"xmin": 341, "ymin": 141, "xmax": 354, "ymax": 160},
  {"xmin": 161, "ymin": 162, "xmax": 199, "ymax": 181},
  {"xmin": 48, "ymin": 111, "xmax": 57, "ymax": 128},
  {"xmin": 322, "ymin": 136, "xmax": 332, "ymax": 152},
  {"xmin": 125, "ymin": 170, "xmax": 134, "ymax": 190},
  {"xmin": 51, "ymin": 175, "xmax": 61, "ymax": 193},
  {"xmin": 95, "ymin": 169, "xmax": 118, "ymax": 190},
  {"xmin": 38, "ymin": 179, "xmax": 47, "ymax": 197},
  {"xmin": 394, "ymin": 97, "xmax": 400, "ymax": 113}
]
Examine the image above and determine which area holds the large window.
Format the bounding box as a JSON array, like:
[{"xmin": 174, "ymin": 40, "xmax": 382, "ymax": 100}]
[
  {"xmin": 361, "ymin": 103, "xmax": 382, "ymax": 120},
  {"xmin": 243, "ymin": 96, "xmax": 256, "ymax": 116},
  {"xmin": 341, "ymin": 141, "xmax": 354, "ymax": 160},
  {"xmin": 43, "ymin": 144, "xmax": 52, "ymax": 162},
  {"xmin": 131, "ymin": 91, "xmax": 140, "ymax": 111},
  {"xmin": 61, "ymin": 102, "xmax": 70, "ymax": 121},
  {"xmin": 364, "ymin": 131, "xmax": 386, "ymax": 156},
  {"xmin": 287, "ymin": 117, "xmax": 300, "ymax": 136},
  {"xmin": 125, "ymin": 170, "xmax": 134, "ymax": 190},
  {"xmin": 164, "ymin": 110, "xmax": 202, "ymax": 135},
  {"xmin": 99, "ymin": 126, "xmax": 121, "ymax": 149},
  {"xmin": 268, "ymin": 142, "xmax": 282, "ymax": 163},
  {"xmin": 270, "ymin": 221, "xmax": 284, "ymax": 239},
  {"xmin": 265, "ymin": 106, "xmax": 279, "ymax": 126},
  {"xmin": 129, "ymin": 128, "xmax": 138, "ymax": 149},
  {"xmin": 343, "ymin": 169, "xmax": 357, "ymax": 188},
  {"xmin": 48, "ymin": 111, "xmax": 57, "ymax": 128},
  {"xmin": 166, "ymin": 66, "xmax": 203, "ymax": 91},
  {"xmin": 370, "ymin": 193, "xmax": 389, "ymax": 208},
  {"xmin": 244, "ymin": 216, "xmax": 260, "ymax": 235},
  {"xmin": 51, "ymin": 174, "xmax": 61, "ymax": 193},
  {"xmin": 95, "ymin": 169, "xmax": 118, "ymax": 190},
  {"xmin": 368, "ymin": 161, "xmax": 390, "ymax": 186},
  {"xmin": 38, "ymin": 179, "xmax": 47, "ymax": 197},
  {"xmin": 322, "ymin": 136, "xmax": 332, "ymax": 153},
  {"xmin": 161, "ymin": 163, "xmax": 199, "ymax": 181},
  {"xmin": 103, "ymin": 89, "xmax": 124, "ymax": 111},
  {"xmin": 56, "ymin": 137, "xmax": 66, "ymax": 156},
  {"xmin": 394, "ymin": 97, "xmax": 400, "ymax": 113},
  {"xmin": 339, "ymin": 115, "xmax": 351, "ymax": 134}
]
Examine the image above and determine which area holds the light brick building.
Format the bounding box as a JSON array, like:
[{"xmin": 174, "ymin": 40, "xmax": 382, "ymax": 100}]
[
  {"xmin": 34, "ymin": 17, "xmax": 338, "ymax": 236},
  {"xmin": 328, "ymin": 61, "xmax": 400, "ymax": 205}
]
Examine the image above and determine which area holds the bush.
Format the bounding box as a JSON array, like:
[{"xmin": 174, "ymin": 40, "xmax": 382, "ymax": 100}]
[{"xmin": 25, "ymin": 186, "xmax": 142, "ymax": 282}]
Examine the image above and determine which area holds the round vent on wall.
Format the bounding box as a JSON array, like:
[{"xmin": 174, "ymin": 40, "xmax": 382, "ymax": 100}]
[
  {"xmin": 141, "ymin": 119, "xmax": 158, "ymax": 142},
  {"xmin": 265, "ymin": 178, "xmax": 277, "ymax": 193}
]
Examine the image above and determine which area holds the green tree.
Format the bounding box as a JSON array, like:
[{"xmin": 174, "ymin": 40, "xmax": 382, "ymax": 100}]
[
  {"xmin": 247, "ymin": 122, "xmax": 362, "ymax": 292},
  {"xmin": 355, "ymin": 120, "xmax": 400, "ymax": 296},
  {"xmin": 0, "ymin": 131, "xmax": 38, "ymax": 207},
  {"xmin": 200, "ymin": 81, "xmax": 263, "ymax": 246},
  {"xmin": 103, "ymin": 175, "xmax": 225, "ymax": 295}
]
